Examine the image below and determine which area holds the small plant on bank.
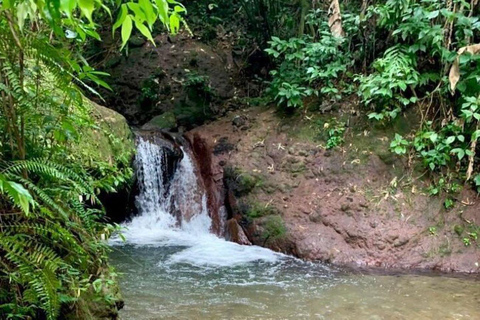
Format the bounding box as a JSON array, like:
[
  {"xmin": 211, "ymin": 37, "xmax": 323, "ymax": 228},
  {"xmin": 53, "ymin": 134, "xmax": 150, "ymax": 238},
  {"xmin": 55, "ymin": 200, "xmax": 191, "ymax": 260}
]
[
  {"xmin": 455, "ymin": 223, "xmax": 480, "ymax": 247},
  {"xmin": 261, "ymin": 215, "xmax": 287, "ymax": 245},
  {"xmin": 320, "ymin": 119, "xmax": 346, "ymax": 149},
  {"xmin": 246, "ymin": 201, "xmax": 278, "ymax": 219},
  {"xmin": 390, "ymin": 134, "xmax": 410, "ymax": 155}
]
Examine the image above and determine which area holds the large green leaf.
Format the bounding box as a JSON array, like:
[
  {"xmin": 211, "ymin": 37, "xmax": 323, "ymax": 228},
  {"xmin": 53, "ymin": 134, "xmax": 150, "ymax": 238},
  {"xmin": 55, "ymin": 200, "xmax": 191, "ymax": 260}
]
[{"xmin": 121, "ymin": 15, "xmax": 133, "ymax": 50}]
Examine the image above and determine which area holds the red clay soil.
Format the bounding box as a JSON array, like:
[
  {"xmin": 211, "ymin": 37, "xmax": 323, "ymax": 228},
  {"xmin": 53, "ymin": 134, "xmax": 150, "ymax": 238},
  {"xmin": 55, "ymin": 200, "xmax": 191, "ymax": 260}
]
[{"xmin": 189, "ymin": 107, "xmax": 480, "ymax": 273}]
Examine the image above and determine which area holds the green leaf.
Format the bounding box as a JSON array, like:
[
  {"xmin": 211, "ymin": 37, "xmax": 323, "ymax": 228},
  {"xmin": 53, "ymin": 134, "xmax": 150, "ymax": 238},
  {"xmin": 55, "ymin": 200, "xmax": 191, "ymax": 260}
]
[
  {"xmin": 134, "ymin": 18, "xmax": 154, "ymax": 44},
  {"xmin": 474, "ymin": 174, "xmax": 480, "ymax": 186},
  {"xmin": 426, "ymin": 10, "xmax": 439, "ymax": 19},
  {"xmin": 156, "ymin": 0, "xmax": 169, "ymax": 24},
  {"xmin": 3, "ymin": 0, "xmax": 12, "ymax": 9},
  {"xmin": 139, "ymin": 0, "xmax": 156, "ymax": 28},
  {"xmin": 398, "ymin": 81, "xmax": 407, "ymax": 91},
  {"xmin": 169, "ymin": 13, "xmax": 180, "ymax": 34},
  {"xmin": 61, "ymin": 0, "xmax": 77, "ymax": 17},
  {"xmin": 445, "ymin": 136, "xmax": 455, "ymax": 144},
  {"xmin": 16, "ymin": 2, "xmax": 28, "ymax": 30},
  {"xmin": 78, "ymin": 0, "xmax": 95, "ymax": 22},
  {"xmin": 113, "ymin": 4, "xmax": 128, "ymax": 32},
  {"xmin": 451, "ymin": 148, "xmax": 465, "ymax": 160},
  {"xmin": 121, "ymin": 15, "xmax": 133, "ymax": 50},
  {"xmin": 472, "ymin": 130, "xmax": 480, "ymax": 141},
  {"xmin": 0, "ymin": 175, "xmax": 34, "ymax": 215},
  {"xmin": 174, "ymin": 5, "xmax": 185, "ymax": 12}
]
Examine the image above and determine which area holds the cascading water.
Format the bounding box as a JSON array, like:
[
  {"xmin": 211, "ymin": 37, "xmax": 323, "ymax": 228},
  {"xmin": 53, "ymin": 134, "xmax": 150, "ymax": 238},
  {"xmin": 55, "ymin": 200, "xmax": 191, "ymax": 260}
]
[
  {"xmin": 112, "ymin": 135, "xmax": 280, "ymax": 266},
  {"xmin": 110, "ymin": 135, "xmax": 480, "ymax": 320}
]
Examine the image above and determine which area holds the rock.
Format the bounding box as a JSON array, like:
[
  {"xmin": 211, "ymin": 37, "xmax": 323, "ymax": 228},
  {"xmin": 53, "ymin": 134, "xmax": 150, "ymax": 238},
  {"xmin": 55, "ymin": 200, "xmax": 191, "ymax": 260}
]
[
  {"xmin": 393, "ymin": 237, "xmax": 409, "ymax": 248},
  {"xmin": 298, "ymin": 149, "xmax": 309, "ymax": 157},
  {"xmin": 232, "ymin": 115, "xmax": 247, "ymax": 127},
  {"xmin": 128, "ymin": 35, "xmax": 146, "ymax": 47},
  {"xmin": 104, "ymin": 55, "xmax": 122, "ymax": 69},
  {"xmin": 75, "ymin": 101, "xmax": 134, "ymax": 166},
  {"xmin": 454, "ymin": 225, "xmax": 464, "ymax": 236},
  {"xmin": 80, "ymin": 101, "xmax": 136, "ymax": 223},
  {"xmin": 213, "ymin": 137, "xmax": 235, "ymax": 155},
  {"xmin": 377, "ymin": 149, "xmax": 396, "ymax": 165},
  {"xmin": 189, "ymin": 107, "xmax": 480, "ymax": 273},
  {"xmin": 309, "ymin": 210, "xmax": 323, "ymax": 223},
  {"xmin": 141, "ymin": 111, "xmax": 177, "ymax": 131},
  {"xmin": 225, "ymin": 219, "xmax": 252, "ymax": 245},
  {"xmin": 187, "ymin": 133, "xmax": 224, "ymax": 236}
]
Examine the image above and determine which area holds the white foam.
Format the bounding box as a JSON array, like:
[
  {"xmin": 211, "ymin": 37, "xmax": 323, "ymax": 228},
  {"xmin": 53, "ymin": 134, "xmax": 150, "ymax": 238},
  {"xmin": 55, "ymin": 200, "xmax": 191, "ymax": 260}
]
[
  {"xmin": 166, "ymin": 235, "xmax": 282, "ymax": 268},
  {"xmin": 111, "ymin": 136, "xmax": 281, "ymax": 268}
]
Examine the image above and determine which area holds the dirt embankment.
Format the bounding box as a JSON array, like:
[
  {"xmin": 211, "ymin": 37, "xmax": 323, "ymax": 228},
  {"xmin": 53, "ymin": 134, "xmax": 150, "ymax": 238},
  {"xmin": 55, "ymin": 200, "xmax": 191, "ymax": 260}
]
[{"xmin": 189, "ymin": 107, "xmax": 480, "ymax": 273}]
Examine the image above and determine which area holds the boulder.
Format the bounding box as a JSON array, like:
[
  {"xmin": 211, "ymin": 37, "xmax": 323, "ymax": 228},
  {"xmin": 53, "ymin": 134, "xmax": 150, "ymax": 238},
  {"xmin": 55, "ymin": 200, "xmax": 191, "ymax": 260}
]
[
  {"xmin": 225, "ymin": 219, "xmax": 252, "ymax": 245},
  {"xmin": 142, "ymin": 111, "xmax": 177, "ymax": 131}
]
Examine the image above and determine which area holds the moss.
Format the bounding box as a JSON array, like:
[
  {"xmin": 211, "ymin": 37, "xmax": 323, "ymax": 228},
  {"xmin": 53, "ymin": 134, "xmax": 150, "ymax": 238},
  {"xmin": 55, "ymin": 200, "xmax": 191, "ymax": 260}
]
[
  {"xmin": 74, "ymin": 101, "xmax": 134, "ymax": 168},
  {"xmin": 143, "ymin": 111, "xmax": 177, "ymax": 130},
  {"xmin": 261, "ymin": 183, "xmax": 277, "ymax": 194},
  {"xmin": 454, "ymin": 224, "xmax": 465, "ymax": 236},
  {"xmin": 69, "ymin": 100, "xmax": 135, "ymax": 191},
  {"xmin": 246, "ymin": 201, "xmax": 279, "ymax": 218},
  {"xmin": 224, "ymin": 167, "xmax": 263, "ymax": 197},
  {"xmin": 282, "ymin": 157, "xmax": 306, "ymax": 175},
  {"xmin": 261, "ymin": 215, "xmax": 287, "ymax": 242},
  {"xmin": 237, "ymin": 173, "xmax": 259, "ymax": 194}
]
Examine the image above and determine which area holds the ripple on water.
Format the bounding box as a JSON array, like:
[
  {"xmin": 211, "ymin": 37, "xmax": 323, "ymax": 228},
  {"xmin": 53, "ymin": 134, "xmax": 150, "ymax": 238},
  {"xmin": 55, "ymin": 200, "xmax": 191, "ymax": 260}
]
[{"xmin": 110, "ymin": 244, "xmax": 480, "ymax": 320}]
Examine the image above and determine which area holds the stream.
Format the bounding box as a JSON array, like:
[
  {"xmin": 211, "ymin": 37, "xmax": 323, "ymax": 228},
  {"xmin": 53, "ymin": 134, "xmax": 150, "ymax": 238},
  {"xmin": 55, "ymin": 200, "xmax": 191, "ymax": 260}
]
[{"xmin": 110, "ymin": 135, "xmax": 480, "ymax": 320}]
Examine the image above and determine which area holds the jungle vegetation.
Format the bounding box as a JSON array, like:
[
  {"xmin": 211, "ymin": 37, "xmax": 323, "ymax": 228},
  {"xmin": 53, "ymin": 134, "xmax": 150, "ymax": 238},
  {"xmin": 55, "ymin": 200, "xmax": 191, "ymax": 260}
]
[
  {"xmin": 0, "ymin": 0, "xmax": 183, "ymax": 318},
  {"xmin": 1, "ymin": 0, "xmax": 480, "ymax": 318}
]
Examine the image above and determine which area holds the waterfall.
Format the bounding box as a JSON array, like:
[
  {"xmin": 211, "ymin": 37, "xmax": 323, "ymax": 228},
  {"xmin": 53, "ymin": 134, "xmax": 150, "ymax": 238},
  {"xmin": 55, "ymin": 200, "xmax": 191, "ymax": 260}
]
[
  {"xmin": 133, "ymin": 136, "xmax": 176, "ymax": 229},
  {"xmin": 112, "ymin": 134, "xmax": 281, "ymax": 268},
  {"xmin": 115, "ymin": 135, "xmax": 212, "ymax": 245}
]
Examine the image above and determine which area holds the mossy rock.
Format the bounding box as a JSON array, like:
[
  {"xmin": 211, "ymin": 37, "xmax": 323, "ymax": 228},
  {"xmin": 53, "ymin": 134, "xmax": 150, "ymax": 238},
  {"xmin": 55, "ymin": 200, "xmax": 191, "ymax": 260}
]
[
  {"xmin": 74, "ymin": 100, "xmax": 135, "ymax": 170},
  {"xmin": 142, "ymin": 111, "xmax": 178, "ymax": 131},
  {"xmin": 173, "ymin": 86, "xmax": 214, "ymax": 128},
  {"xmin": 224, "ymin": 167, "xmax": 262, "ymax": 197}
]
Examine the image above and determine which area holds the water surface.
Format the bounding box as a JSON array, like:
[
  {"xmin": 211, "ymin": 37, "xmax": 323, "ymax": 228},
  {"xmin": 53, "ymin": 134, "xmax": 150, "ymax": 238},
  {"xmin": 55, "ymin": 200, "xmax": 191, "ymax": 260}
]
[
  {"xmin": 113, "ymin": 136, "xmax": 480, "ymax": 320},
  {"xmin": 110, "ymin": 241, "xmax": 480, "ymax": 320}
]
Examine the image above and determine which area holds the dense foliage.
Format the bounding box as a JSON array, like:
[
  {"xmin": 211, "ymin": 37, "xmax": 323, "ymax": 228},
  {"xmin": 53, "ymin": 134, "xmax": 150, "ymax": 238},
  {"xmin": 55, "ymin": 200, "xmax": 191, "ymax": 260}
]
[
  {"xmin": 0, "ymin": 0, "xmax": 182, "ymax": 318},
  {"xmin": 1, "ymin": 0, "xmax": 480, "ymax": 317},
  {"xmin": 263, "ymin": 0, "xmax": 480, "ymax": 197}
]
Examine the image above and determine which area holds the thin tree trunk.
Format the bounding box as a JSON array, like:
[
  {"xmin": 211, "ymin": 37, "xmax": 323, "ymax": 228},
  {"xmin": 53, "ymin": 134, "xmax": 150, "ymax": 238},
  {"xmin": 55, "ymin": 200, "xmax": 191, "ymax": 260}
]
[{"xmin": 328, "ymin": 0, "xmax": 345, "ymax": 37}]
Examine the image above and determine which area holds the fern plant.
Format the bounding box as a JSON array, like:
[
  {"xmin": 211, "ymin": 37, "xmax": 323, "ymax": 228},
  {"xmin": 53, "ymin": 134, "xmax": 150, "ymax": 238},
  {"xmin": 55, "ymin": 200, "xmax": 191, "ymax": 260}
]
[
  {"xmin": 356, "ymin": 45, "xmax": 420, "ymax": 121},
  {"xmin": 0, "ymin": 0, "xmax": 181, "ymax": 317},
  {"xmin": 0, "ymin": 158, "xmax": 117, "ymax": 320}
]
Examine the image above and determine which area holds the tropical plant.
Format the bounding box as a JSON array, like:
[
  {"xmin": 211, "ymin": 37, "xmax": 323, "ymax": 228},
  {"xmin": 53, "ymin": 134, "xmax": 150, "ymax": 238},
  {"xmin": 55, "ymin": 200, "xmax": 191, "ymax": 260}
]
[
  {"xmin": 265, "ymin": 8, "xmax": 358, "ymax": 110},
  {"xmin": 0, "ymin": 0, "xmax": 183, "ymax": 318}
]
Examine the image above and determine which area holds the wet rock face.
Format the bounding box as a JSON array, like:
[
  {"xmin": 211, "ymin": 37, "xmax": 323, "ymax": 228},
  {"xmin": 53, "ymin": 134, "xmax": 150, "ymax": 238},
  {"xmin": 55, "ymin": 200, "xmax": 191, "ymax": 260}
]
[
  {"xmin": 98, "ymin": 34, "xmax": 237, "ymax": 129},
  {"xmin": 185, "ymin": 132, "xmax": 224, "ymax": 236}
]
